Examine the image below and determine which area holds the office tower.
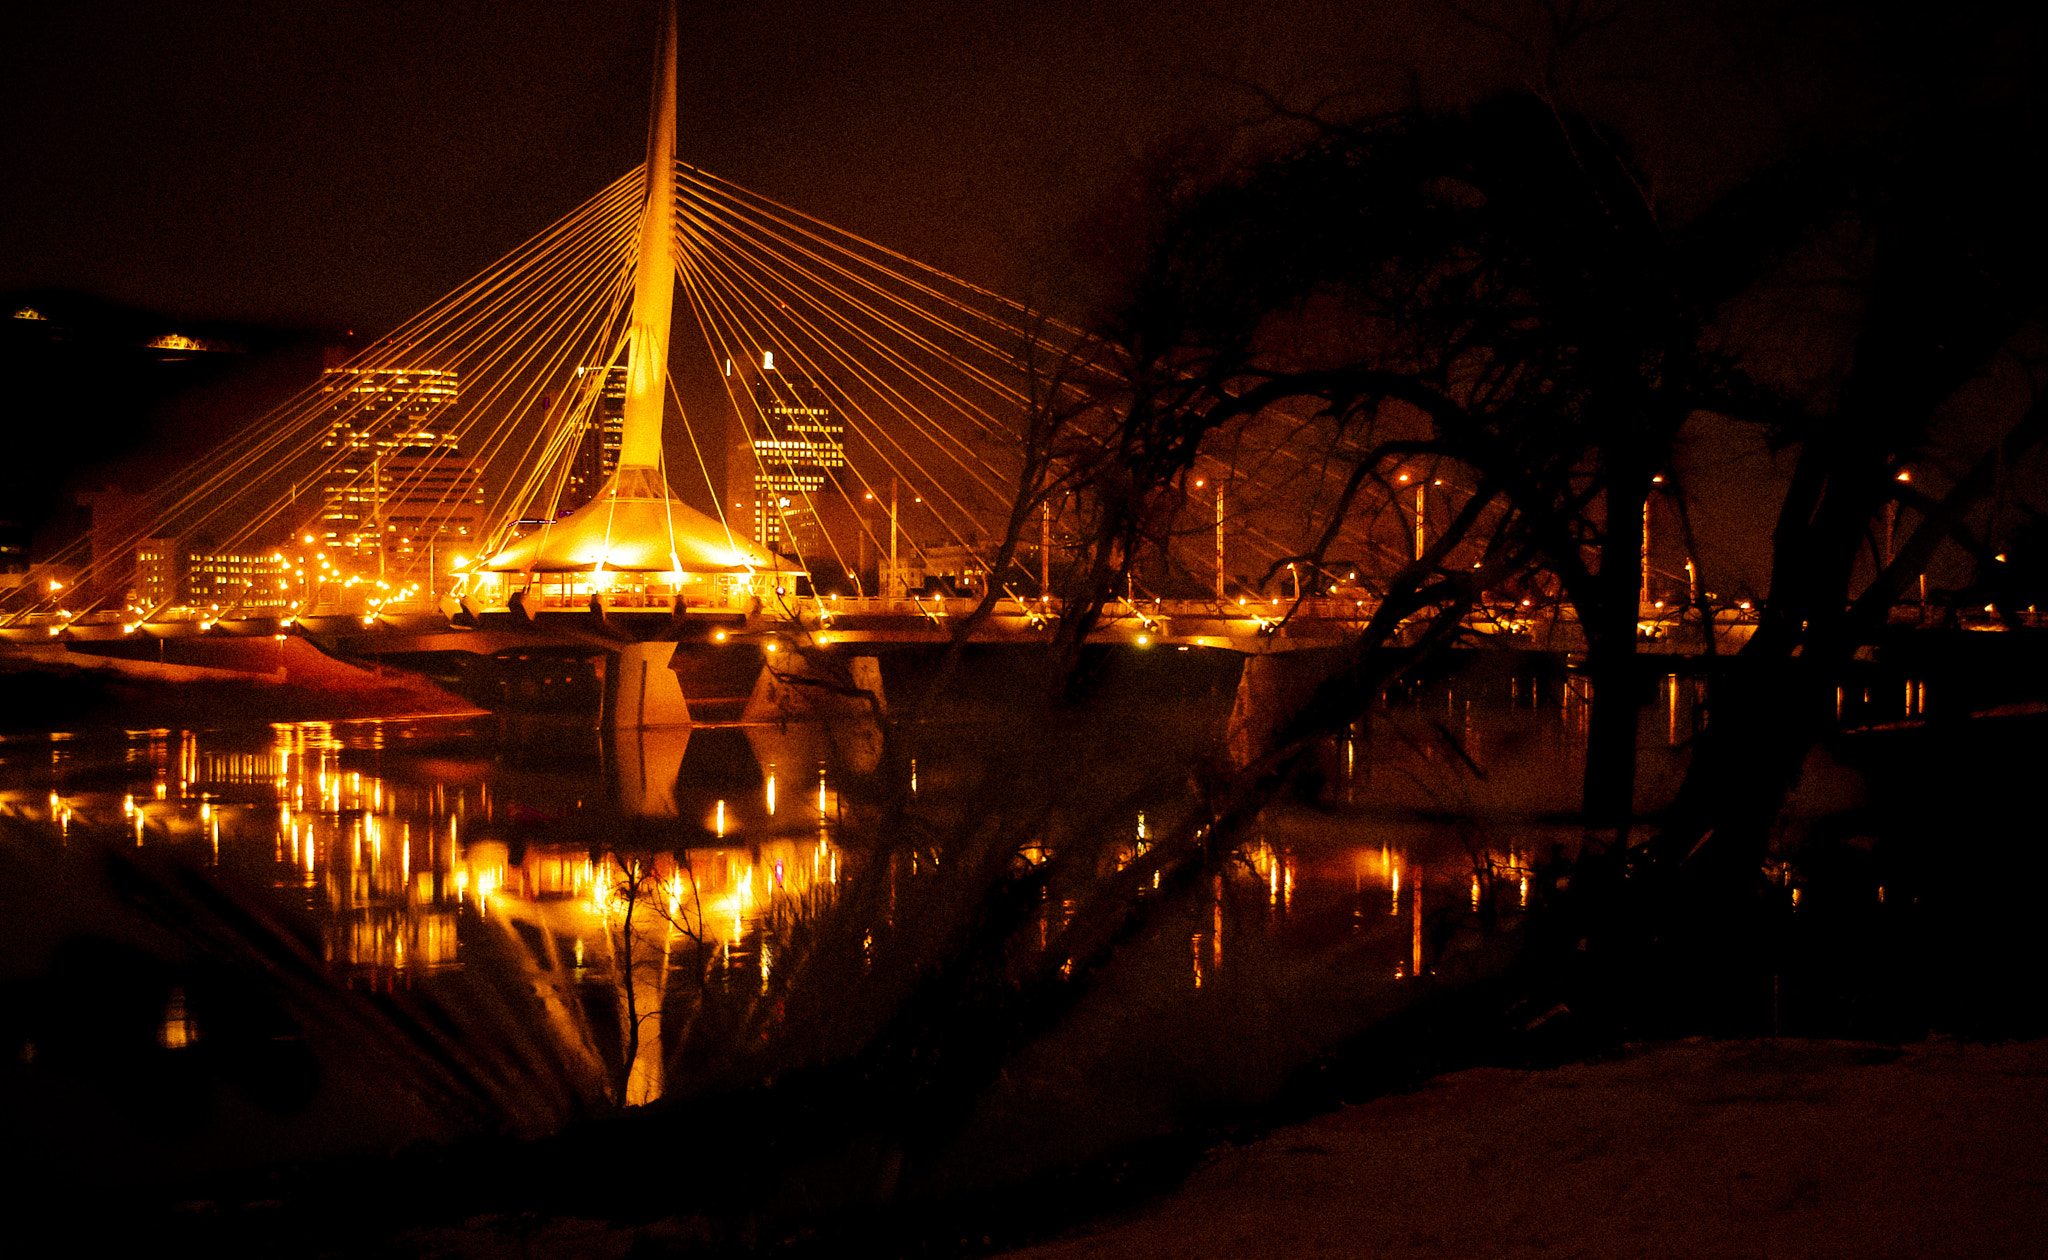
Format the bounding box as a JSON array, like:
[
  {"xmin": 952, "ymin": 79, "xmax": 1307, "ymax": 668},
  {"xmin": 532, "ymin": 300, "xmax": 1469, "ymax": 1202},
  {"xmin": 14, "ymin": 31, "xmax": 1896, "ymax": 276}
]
[
  {"xmin": 314, "ymin": 349, "xmax": 483, "ymax": 575},
  {"xmin": 723, "ymin": 352, "xmax": 852, "ymax": 559},
  {"xmin": 74, "ymin": 486, "xmax": 146, "ymax": 608},
  {"xmin": 556, "ymin": 364, "xmax": 627, "ymax": 515}
]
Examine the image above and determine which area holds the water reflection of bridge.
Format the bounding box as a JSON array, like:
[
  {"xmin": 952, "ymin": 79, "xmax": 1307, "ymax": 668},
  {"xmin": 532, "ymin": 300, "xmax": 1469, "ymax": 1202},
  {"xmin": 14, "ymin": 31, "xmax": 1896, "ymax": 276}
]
[{"xmin": 1, "ymin": 701, "xmax": 1596, "ymax": 1110}]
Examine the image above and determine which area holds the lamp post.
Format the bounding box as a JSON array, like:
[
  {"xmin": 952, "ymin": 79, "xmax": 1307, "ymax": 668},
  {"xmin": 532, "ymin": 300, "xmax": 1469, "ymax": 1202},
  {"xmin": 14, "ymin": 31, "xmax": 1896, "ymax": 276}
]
[
  {"xmin": 1887, "ymin": 469, "xmax": 1910, "ymax": 568},
  {"xmin": 1414, "ymin": 481, "xmax": 1426, "ymax": 562},
  {"xmin": 1215, "ymin": 480, "xmax": 1226, "ymax": 602},
  {"xmin": 1194, "ymin": 476, "xmax": 1226, "ymax": 602},
  {"xmin": 1885, "ymin": 467, "xmax": 1929, "ymax": 606},
  {"xmin": 888, "ymin": 477, "xmax": 900, "ymax": 598},
  {"xmin": 1041, "ymin": 499, "xmax": 1052, "ymax": 598},
  {"xmin": 1642, "ymin": 475, "xmax": 1662, "ymax": 609}
]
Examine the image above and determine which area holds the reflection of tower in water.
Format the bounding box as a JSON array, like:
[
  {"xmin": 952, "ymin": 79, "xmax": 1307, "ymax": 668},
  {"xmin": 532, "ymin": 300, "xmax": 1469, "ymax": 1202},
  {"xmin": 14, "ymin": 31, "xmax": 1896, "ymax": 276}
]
[{"xmin": 89, "ymin": 724, "xmax": 864, "ymax": 994}]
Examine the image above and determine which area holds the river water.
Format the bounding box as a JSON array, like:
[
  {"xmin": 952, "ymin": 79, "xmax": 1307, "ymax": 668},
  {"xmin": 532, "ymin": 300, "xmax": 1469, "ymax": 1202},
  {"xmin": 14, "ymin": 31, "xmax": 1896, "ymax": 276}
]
[{"xmin": 0, "ymin": 653, "xmax": 1787, "ymax": 1196}]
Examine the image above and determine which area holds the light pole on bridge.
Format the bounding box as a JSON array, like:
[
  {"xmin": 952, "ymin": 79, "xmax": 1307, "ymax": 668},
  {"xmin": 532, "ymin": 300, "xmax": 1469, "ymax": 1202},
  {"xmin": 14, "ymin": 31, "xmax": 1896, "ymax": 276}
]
[
  {"xmin": 1394, "ymin": 471, "xmax": 1427, "ymax": 562},
  {"xmin": 1041, "ymin": 499, "xmax": 1052, "ymax": 598},
  {"xmin": 1195, "ymin": 476, "xmax": 1225, "ymax": 603}
]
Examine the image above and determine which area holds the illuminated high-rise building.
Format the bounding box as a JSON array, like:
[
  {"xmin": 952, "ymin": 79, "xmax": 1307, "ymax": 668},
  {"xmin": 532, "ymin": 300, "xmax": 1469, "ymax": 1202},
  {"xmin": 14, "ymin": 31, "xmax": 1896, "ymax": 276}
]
[
  {"xmin": 557, "ymin": 364, "xmax": 627, "ymax": 515},
  {"xmin": 314, "ymin": 350, "xmax": 483, "ymax": 573},
  {"xmin": 723, "ymin": 352, "xmax": 851, "ymax": 559}
]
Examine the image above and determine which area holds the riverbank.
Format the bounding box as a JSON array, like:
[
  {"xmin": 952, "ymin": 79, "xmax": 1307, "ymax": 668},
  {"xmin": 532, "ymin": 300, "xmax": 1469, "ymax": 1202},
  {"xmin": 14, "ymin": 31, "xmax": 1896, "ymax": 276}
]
[
  {"xmin": 0, "ymin": 639, "xmax": 480, "ymax": 729},
  {"xmin": 998, "ymin": 1036, "xmax": 2048, "ymax": 1260},
  {"xmin": 378, "ymin": 1036, "xmax": 2046, "ymax": 1259}
]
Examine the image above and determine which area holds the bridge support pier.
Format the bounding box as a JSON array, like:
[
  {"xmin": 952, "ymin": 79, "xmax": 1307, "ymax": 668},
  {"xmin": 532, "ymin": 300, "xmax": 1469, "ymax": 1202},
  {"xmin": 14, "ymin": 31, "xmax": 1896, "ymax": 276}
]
[
  {"xmin": 606, "ymin": 641, "xmax": 692, "ymax": 728},
  {"xmin": 1227, "ymin": 648, "xmax": 1346, "ymax": 769},
  {"xmin": 743, "ymin": 651, "xmax": 886, "ymax": 774}
]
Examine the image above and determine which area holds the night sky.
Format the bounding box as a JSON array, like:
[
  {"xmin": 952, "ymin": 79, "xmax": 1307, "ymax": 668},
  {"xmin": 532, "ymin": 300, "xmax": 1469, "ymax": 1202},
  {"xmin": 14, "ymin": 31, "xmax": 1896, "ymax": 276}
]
[{"xmin": 0, "ymin": 0, "xmax": 1813, "ymax": 333}]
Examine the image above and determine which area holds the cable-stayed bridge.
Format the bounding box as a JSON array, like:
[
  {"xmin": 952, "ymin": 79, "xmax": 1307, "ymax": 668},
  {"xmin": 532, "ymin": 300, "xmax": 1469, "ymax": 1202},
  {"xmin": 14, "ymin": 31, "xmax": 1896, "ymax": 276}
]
[{"xmin": 0, "ymin": 7, "xmax": 1751, "ymax": 705}]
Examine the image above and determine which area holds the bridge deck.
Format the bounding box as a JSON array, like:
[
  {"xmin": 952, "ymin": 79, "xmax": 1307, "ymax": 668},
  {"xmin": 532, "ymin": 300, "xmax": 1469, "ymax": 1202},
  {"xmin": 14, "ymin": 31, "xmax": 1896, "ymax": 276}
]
[{"xmin": 1, "ymin": 593, "xmax": 1803, "ymax": 657}]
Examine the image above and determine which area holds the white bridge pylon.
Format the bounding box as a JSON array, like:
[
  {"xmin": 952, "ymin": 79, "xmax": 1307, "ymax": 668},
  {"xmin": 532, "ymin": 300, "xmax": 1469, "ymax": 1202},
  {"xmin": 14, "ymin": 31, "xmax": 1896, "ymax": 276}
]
[{"xmin": 469, "ymin": 1, "xmax": 790, "ymax": 615}]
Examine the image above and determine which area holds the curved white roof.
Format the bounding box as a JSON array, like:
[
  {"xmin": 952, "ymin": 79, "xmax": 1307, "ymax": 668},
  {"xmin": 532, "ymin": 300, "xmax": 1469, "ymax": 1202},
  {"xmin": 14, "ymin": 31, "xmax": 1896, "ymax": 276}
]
[{"xmin": 479, "ymin": 466, "xmax": 798, "ymax": 575}]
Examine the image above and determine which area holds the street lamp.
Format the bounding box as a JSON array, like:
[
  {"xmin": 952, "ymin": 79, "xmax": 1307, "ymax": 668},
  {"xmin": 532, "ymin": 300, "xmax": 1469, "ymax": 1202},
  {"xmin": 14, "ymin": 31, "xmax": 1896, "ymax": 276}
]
[
  {"xmin": 1395, "ymin": 473, "xmax": 1425, "ymax": 561},
  {"xmin": 1643, "ymin": 474, "xmax": 1665, "ymax": 607},
  {"xmin": 1195, "ymin": 477, "xmax": 1225, "ymax": 603},
  {"xmin": 1889, "ymin": 468, "xmax": 1926, "ymax": 604}
]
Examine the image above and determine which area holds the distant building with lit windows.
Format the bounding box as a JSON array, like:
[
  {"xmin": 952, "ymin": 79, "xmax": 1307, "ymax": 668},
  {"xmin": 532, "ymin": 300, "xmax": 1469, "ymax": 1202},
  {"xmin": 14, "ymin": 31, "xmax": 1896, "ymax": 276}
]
[
  {"xmin": 314, "ymin": 350, "xmax": 483, "ymax": 574},
  {"xmin": 185, "ymin": 549, "xmax": 291, "ymax": 612},
  {"xmin": 556, "ymin": 364, "xmax": 627, "ymax": 516},
  {"xmin": 0, "ymin": 519, "xmax": 27, "ymax": 594},
  {"xmin": 723, "ymin": 352, "xmax": 854, "ymax": 562},
  {"xmin": 892, "ymin": 540, "xmax": 989, "ymax": 597},
  {"xmin": 133, "ymin": 537, "xmax": 180, "ymax": 610},
  {"xmin": 127, "ymin": 539, "xmax": 289, "ymax": 614}
]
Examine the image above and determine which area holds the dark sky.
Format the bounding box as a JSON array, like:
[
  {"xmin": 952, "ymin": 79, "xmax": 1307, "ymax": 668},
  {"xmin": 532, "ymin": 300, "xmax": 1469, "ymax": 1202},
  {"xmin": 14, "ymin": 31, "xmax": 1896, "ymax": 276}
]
[{"xmin": 0, "ymin": 0, "xmax": 1810, "ymax": 334}]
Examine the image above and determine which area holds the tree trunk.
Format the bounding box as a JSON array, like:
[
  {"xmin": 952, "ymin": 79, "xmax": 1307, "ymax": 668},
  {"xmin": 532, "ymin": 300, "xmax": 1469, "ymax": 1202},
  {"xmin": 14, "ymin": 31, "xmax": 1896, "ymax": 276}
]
[{"xmin": 1582, "ymin": 477, "xmax": 1647, "ymax": 842}]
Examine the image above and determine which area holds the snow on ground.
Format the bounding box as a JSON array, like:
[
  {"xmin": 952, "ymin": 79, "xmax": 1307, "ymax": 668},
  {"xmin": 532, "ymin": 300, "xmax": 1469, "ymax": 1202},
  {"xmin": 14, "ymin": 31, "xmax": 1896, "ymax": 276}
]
[{"xmin": 1000, "ymin": 1038, "xmax": 2048, "ymax": 1260}]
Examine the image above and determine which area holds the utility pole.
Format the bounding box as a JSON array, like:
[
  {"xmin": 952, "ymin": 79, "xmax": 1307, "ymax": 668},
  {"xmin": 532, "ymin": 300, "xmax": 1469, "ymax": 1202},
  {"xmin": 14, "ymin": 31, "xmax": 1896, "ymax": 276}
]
[
  {"xmin": 1040, "ymin": 499, "xmax": 1052, "ymax": 597},
  {"xmin": 373, "ymin": 451, "xmax": 387, "ymax": 584},
  {"xmin": 1215, "ymin": 481, "xmax": 1227, "ymax": 602},
  {"xmin": 856, "ymin": 503, "xmax": 869, "ymax": 597},
  {"xmin": 1413, "ymin": 482, "xmax": 1426, "ymax": 562},
  {"xmin": 888, "ymin": 476, "xmax": 900, "ymax": 598},
  {"xmin": 1638, "ymin": 477, "xmax": 1654, "ymax": 606},
  {"xmin": 1896, "ymin": 469, "xmax": 1921, "ymax": 603},
  {"xmin": 1641, "ymin": 491, "xmax": 1653, "ymax": 607}
]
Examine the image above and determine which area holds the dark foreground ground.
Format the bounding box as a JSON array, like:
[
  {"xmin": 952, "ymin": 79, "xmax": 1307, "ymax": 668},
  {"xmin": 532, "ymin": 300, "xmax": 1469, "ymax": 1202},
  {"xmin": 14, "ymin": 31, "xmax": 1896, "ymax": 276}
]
[
  {"xmin": 998, "ymin": 1037, "xmax": 2048, "ymax": 1260},
  {"xmin": 353, "ymin": 1036, "xmax": 2046, "ymax": 1259},
  {"xmin": 39, "ymin": 1036, "xmax": 2022, "ymax": 1259}
]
